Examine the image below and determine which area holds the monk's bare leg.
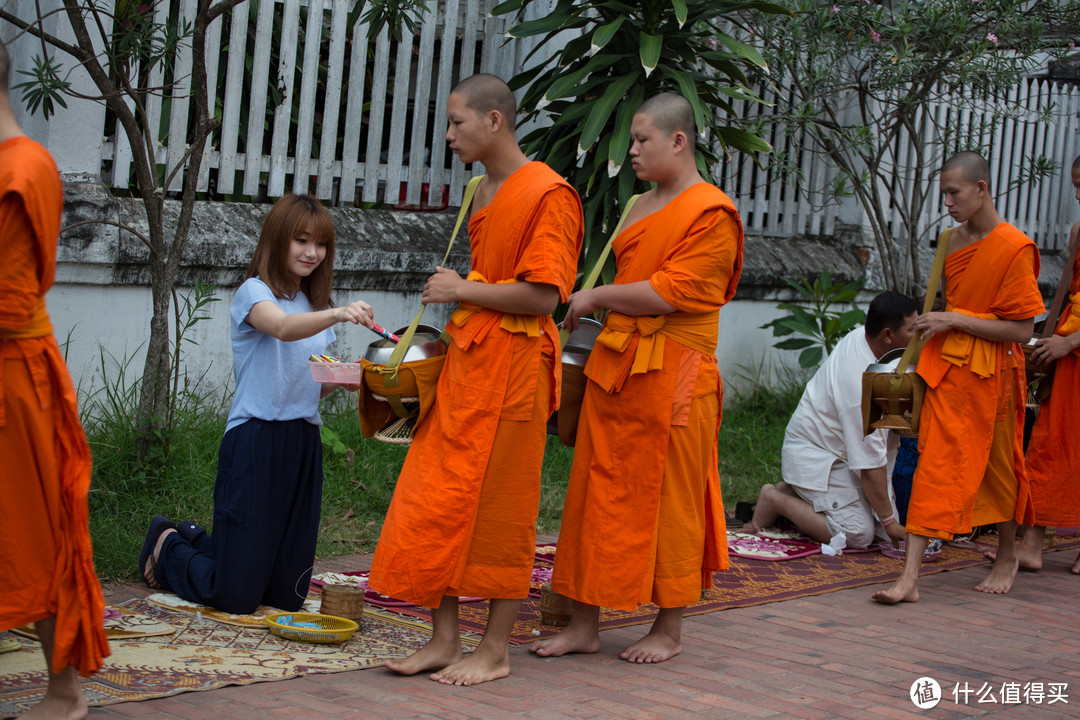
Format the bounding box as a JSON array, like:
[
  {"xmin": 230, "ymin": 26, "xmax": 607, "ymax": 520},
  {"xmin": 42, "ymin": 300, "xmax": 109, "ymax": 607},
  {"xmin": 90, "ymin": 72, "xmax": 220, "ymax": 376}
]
[
  {"xmin": 1072, "ymin": 551, "xmax": 1080, "ymax": 575},
  {"xmin": 982, "ymin": 524, "xmax": 1044, "ymax": 571},
  {"xmin": 621, "ymin": 607, "xmax": 683, "ymax": 663},
  {"xmin": 872, "ymin": 532, "xmax": 926, "ymax": 604},
  {"xmin": 384, "ymin": 595, "xmax": 463, "ymax": 675},
  {"xmin": 431, "ymin": 598, "xmax": 520, "ymax": 686},
  {"xmin": 23, "ymin": 617, "xmax": 88, "ymax": 720},
  {"xmin": 529, "ymin": 600, "xmax": 600, "ymax": 657},
  {"xmin": 976, "ymin": 521, "xmax": 1020, "ymax": 593}
]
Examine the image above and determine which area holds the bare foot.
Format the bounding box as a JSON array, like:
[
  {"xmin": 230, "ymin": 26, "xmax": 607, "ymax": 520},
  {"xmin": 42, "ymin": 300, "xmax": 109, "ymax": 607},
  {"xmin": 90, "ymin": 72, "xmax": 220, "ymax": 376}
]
[
  {"xmin": 983, "ymin": 544, "xmax": 1042, "ymax": 572},
  {"xmin": 430, "ymin": 648, "xmax": 508, "ymax": 686},
  {"xmin": 872, "ymin": 580, "xmax": 919, "ymax": 605},
  {"xmin": 529, "ymin": 624, "xmax": 600, "ymax": 658},
  {"xmin": 1072, "ymin": 551, "xmax": 1080, "ymax": 575},
  {"xmin": 142, "ymin": 528, "xmax": 177, "ymax": 589},
  {"xmin": 620, "ymin": 629, "xmax": 681, "ymax": 663},
  {"xmin": 974, "ymin": 557, "xmax": 1018, "ymax": 594},
  {"xmin": 23, "ymin": 666, "xmax": 88, "ymax": 720},
  {"xmin": 384, "ymin": 641, "xmax": 463, "ymax": 676},
  {"xmin": 739, "ymin": 522, "xmax": 759, "ymax": 534}
]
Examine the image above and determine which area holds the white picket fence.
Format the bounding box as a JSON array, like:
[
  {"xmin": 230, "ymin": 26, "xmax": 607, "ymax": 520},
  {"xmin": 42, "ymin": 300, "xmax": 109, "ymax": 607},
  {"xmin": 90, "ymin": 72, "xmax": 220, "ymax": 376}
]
[
  {"xmin": 100, "ymin": 0, "xmax": 1080, "ymax": 248},
  {"xmin": 712, "ymin": 76, "xmax": 1080, "ymax": 249},
  {"xmin": 108, "ymin": 0, "xmax": 550, "ymax": 209}
]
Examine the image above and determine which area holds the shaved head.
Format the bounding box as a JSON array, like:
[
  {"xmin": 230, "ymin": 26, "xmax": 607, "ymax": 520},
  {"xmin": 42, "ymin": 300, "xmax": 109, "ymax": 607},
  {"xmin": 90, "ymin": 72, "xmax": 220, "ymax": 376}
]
[
  {"xmin": 451, "ymin": 73, "xmax": 516, "ymax": 124},
  {"xmin": 942, "ymin": 151, "xmax": 991, "ymax": 188},
  {"xmin": 636, "ymin": 92, "xmax": 696, "ymax": 150}
]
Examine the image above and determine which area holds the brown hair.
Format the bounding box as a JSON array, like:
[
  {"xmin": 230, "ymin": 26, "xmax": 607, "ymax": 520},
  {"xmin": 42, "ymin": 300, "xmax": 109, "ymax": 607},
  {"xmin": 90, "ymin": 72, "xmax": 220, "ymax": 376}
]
[{"xmin": 246, "ymin": 194, "xmax": 335, "ymax": 308}]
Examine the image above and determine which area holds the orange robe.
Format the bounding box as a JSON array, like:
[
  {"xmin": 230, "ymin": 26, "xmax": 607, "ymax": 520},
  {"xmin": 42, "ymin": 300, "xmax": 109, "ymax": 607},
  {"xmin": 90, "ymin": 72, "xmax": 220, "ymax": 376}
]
[
  {"xmin": 1025, "ymin": 238, "xmax": 1080, "ymax": 527},
  {"xmin": 0, "ymin": 136, "xmax": 109, "ymax": 675},
  {"xmin": 369, "ymin": 162, "xmax": 582, "ymax": 608},
  {"xmin": 550, "ymin": 183, "xmax": 743, "ymax": 611},
  {"xmin": 909, "ymin": 223, "xmax": 1044, "ymax": 540}
]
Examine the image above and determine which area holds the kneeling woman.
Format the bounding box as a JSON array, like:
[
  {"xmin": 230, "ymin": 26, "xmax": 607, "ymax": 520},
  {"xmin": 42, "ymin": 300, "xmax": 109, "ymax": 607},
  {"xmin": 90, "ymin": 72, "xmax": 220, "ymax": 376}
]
[{"xmin": 139, "ymin": 194, "xmax": 374, "ymax": 613}]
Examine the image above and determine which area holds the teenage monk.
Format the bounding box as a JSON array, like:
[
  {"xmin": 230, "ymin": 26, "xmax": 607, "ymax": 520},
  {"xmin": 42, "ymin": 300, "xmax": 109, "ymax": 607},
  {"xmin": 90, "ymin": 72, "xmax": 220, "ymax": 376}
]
[
  {"xmin": 0, "ymin": 39, "xmax": 109, "ymax": 719},
  {"xmin": 367, "ymin": 73, "xmax": 583, "ymax": 686},
  {"xmin": 873, "ymin": 151, "xmax": 1044, "ymax": 604},
  {"xmin": 1010, "ymin": 155, "xmax": 1080, "ymax": 573},
  {"xmin": 530, "ymin": 92, "xmax": 743, "ymax": 663}
]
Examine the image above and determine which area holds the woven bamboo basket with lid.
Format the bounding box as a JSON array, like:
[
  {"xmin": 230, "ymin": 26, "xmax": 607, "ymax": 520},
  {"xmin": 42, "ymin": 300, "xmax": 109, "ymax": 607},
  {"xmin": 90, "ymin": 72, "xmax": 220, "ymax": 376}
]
[
  {"xmin": 538, "ymin": 584, "xmax": 572, "ymax": 626},
  {"xmin": 319, "ymin": 584, "xmax": 365, "ymax": 623}
]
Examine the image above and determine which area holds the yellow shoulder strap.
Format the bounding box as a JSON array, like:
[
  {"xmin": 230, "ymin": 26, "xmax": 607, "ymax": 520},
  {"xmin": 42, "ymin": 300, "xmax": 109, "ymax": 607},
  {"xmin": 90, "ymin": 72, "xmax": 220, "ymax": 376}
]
[
  {"xmin": 560, "ymin": 194, "xmax": 641, "ymax": 348},
  {"xmin": 385, "ymin": 176, "xmax": 484, "ymax": 378},
  {"xmin": 893, "ymin": 227, "xmax": 952, "ymax": 379}
]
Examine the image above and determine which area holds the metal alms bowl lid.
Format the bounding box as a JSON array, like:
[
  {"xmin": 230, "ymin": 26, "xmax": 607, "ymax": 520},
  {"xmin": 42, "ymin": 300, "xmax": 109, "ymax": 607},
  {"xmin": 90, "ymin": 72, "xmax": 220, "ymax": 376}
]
[
  {"xmin": 363, "ymin": 324, "xmax": 447, "ymax": 364},
  {"xmin": 865, "ymin": 346, "xmax": 917, "ymax": 374}
]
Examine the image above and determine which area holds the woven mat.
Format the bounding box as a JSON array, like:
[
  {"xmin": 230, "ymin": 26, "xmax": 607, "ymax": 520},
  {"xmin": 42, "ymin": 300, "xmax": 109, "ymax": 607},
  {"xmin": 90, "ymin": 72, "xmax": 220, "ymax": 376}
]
[
  {"xmin": 146, "ymin": 592, "xmax": 323, "ymax": 627},
  {"xmin": 11, "ymin": 603, "xmax": 176, "ymax": 641},
  {"xmin": 374, "ymin": 534, "xmax": 1080, "ymax": 645},
  {"xmin": 0, "ymin": 598, "xmax": 473, "ymax": 716}
]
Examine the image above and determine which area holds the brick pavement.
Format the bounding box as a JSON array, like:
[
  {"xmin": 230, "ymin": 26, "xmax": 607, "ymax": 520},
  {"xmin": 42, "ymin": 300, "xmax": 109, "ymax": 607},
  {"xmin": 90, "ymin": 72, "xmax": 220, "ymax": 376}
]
[{"xmin": 86, "ymin": 545, "xmax": 1080, "ymax": 719}]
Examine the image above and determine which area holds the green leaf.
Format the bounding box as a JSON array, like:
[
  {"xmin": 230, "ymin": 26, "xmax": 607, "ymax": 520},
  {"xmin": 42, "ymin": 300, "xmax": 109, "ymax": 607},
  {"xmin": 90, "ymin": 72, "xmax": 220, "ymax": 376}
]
[
  {"xmin": 714, "ymin": 31, "xmax": 769, "ymax": 70},
  {"xmin": 510, "ymin": 12, "xmax": 573, "ymax": 39},
  {"xmin": 639, "ymin": 32, "xmax": 662, "ymax": 77},
  {"xmin": 491, "ymin": 0, "xmax": 523, "ymax": 14},
  {"xmin": 778, "ymin": 317, "xmax": 819, "ymax": 337},
  {"xmin": 671, "ymin": 0, "xmax": 688, "ymax": 27},
  {"xmin": 578, "ymin": 72, "xmax": 638, "ymax": 153},
  {"xmin": 607, "ymin": 84, "xmax": 641, "ymax": 172},
  {"xmin": 542, "ymin": 54, "xmax": 609, "ymax": 100},
  {"xmin": 716, "ymin": 126, "xmax": 773, "ymax": 154},
  {"xmin": 591, "ymin": 17, "xmax": 625, "ymax": 53},
  {"xmin": 798, "ymin": 347, "xmax": 824, "ymax": 368},
  {"xmin": 774, "ymin": 337, "xmax": 815, "ymax": 350}
]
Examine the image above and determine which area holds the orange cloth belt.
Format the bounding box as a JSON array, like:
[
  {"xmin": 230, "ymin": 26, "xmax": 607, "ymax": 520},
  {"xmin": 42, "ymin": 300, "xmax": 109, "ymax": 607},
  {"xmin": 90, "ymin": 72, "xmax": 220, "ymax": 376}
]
[
  {"xmin": 1059, "ymin": 292, "xmax": 1080, "ymax": 336},
  {"xmin": 940, "ymin": 305, "xmax": 999, "ymax": 378},
  {"xmin": 449, "ymin": 271, "xmax": 543, "ymax": 338},
  {"xmin": 592, "ymin": 310, "xmax": 717, "ymax": 392},
  {"xmin": 0, "ymin": 297, "xmax": 52, "ymax": 340}
]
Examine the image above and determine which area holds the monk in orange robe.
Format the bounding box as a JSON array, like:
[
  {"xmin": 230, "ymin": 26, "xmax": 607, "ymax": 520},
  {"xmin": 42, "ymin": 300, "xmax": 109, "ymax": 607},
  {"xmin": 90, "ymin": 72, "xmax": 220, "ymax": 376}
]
[
  {"xmin": 1011, "ymin": 155, "xmax": 1080, "ymax": 573},
  {"xmin": 0, "ymin": 40, "xmax": 109, "ymax": 719},
  {"xmin": 530, "ymin": 93, "xmax": 742, "ymax": 664},
  {"xmin": 368, "ymin": 74, "xmax": 582, "ymax": 686},
  {"xmin": 873, "ymin": 151, "xmax": 1044, "ymax": 605}
]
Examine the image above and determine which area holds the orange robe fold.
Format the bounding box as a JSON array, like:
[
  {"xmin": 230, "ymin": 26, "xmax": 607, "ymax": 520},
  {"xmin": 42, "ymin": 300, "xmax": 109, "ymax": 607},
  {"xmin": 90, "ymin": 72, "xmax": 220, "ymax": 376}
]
[
  {"xmin": 1025, "ymin": 240, "xmax": 1080, "ymax": 527},
  {"xmin": 551, "ymin": 183, "xmax": 743, "ymax": 611},
  {"xmin": 909, "ymin": 223, "xmax": 1044, "ymax": 540},
  {"xmin": 368, "ymin": 162, "xmax": 583, "ymax": 608},
  {"xmin": 0, "ymin": 136, "xmax": 109, "ymax": 676}
]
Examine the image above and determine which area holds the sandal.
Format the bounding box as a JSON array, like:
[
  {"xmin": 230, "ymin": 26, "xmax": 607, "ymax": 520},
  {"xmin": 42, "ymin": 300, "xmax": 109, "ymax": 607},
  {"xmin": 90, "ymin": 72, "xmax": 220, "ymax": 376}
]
[{"xmin": 139, "ymin": 516, "xmax": 176, "ymax": 589}]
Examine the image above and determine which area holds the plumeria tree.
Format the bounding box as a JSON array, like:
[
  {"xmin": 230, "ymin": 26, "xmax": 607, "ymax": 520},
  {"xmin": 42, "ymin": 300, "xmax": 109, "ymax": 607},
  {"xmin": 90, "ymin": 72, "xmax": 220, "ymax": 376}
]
[
  {"xmin": 493, "ymin": 0, "xmax": 788, "ymax": 278},
  {"xmin": 749, "ymin": 0, "xmax": 1079, "ymax": 294},
  {"xmin": 1, "ymin": 0, "xmax": 419, "ymax": 458}
]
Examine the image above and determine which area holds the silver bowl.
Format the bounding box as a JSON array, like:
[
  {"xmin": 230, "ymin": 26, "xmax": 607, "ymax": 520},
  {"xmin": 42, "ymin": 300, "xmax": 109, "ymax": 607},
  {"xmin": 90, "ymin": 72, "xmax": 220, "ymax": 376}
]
[
  {"xmin": 363, "ymin": 324, "xmax": 447, "ymax": 364},
  {"xmin": 562, "ymin": 317, "xmax": 603, "ymax": 367},
  {"xmin": 865, "ymin": 346, "xmax": 917, "ymax": 374}
]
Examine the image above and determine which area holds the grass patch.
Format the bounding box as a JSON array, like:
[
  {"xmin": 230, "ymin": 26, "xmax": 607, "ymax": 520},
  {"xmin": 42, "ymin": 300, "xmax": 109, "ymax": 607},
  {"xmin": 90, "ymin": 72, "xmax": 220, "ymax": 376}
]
[
  {"xmin": 717, "ymin": 382, "xmax": 803, "ymax": 505},
  {"xmin": 84, "ymin": 374, "xmax": 800, "ymax": 583}
]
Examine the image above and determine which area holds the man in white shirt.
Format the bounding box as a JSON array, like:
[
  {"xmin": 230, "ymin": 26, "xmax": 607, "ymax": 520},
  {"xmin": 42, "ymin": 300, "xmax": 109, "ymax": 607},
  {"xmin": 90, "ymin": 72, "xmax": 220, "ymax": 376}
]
[{"xmin": 743, "ymin": 292, "xmax": 918, "ymax": 549}]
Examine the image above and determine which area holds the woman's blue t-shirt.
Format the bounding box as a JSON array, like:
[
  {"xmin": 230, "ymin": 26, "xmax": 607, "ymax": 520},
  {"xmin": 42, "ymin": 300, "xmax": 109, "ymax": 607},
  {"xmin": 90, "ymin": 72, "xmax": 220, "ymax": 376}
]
[{"xmin": 225, "ymin": 277, "xmax": 335, "ymax": 432}]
